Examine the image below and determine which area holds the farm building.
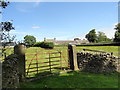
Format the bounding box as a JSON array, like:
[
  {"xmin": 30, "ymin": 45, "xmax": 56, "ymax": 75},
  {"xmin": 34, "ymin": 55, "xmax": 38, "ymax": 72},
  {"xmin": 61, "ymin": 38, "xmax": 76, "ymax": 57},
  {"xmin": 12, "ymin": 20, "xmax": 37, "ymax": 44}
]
[{"xmin": 43, "ymin": 38, "xmax": 89, "ymax": 45}]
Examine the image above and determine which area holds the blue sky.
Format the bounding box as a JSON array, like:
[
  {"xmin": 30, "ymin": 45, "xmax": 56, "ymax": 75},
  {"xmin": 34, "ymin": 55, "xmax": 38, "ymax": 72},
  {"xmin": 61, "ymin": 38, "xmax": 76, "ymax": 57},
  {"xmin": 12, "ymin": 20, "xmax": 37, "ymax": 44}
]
[{"xmin": 1, "ymin": 2, "xmax": 118, "ymax": 42}]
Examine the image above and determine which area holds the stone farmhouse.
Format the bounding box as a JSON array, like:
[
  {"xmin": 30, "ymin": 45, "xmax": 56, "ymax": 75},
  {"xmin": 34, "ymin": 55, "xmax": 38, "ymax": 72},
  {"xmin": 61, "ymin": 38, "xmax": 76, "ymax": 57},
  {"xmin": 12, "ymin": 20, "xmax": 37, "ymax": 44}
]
[{"xmin": 44, "ymin": 38, "xmax": 89, "ymax": 45}]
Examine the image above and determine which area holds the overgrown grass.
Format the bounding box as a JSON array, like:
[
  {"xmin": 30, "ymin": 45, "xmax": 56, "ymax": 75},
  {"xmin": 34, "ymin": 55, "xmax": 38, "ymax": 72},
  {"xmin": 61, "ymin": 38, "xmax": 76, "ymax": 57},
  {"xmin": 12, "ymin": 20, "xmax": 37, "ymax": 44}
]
[{"xmin": 20, "ymin": 71, "xmax": 119, "ymax": 88}]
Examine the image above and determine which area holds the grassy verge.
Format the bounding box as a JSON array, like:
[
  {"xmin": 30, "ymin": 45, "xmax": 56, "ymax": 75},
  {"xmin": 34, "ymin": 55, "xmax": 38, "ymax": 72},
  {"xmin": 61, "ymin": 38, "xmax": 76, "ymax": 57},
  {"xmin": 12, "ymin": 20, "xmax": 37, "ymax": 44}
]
[{"xmin": 20, "ymin": 71, "xmax": 119, "ymax": 88}]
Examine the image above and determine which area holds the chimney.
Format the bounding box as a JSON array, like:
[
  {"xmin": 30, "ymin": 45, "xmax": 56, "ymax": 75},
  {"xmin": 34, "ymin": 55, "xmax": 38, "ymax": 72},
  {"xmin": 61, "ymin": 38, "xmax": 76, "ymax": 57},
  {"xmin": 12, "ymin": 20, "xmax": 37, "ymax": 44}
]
[
  {"xmin": 44, "ymin": 38, "xmax": 46, "ymax": 41},
  {"xmin": 54, "ymin": 38, "xmax": 56, "ymax": 41}
]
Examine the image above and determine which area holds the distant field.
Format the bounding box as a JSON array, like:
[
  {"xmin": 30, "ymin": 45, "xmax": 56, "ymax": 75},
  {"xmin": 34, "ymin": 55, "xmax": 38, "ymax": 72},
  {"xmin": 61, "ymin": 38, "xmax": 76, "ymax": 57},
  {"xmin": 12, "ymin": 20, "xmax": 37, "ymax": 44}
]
[
  {"xmin": 76, "ymin": 46, "xmax": 119, "ymax": 56},
  {"xmin": 2, "ymin": 45, "xmax": 119, "ymax": 60}
]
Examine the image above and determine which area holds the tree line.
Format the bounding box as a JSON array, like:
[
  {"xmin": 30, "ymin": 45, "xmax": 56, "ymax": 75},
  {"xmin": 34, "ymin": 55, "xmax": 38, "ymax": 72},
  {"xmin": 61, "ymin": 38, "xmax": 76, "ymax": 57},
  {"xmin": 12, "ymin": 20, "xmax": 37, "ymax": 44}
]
[
  {"xmin": 85, "ymin": 29, "xmax": 111, "ymax": 43},
  {"xmin": 24, "ymin": 22, "xmax": 120, "ymax": 47},
  {"xmin": 85, "ymin": 24, "xmax": 120, "ymax": 43}
]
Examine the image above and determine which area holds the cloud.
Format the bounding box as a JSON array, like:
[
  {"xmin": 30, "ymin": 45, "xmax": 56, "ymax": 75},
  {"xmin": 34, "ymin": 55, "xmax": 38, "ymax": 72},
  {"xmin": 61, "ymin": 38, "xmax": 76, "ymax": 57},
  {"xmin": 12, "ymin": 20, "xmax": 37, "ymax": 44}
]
[
  {"xmin": 32, "ymin": 26, "xmax": 40, "ymax": 29},
  {"xmin": 96, "ymin": 28, "xmax": 115, "ymax": 39},
  {"xmin": 15, "ymin": 4, "xmax": 31, "ymax": 13},
  {"xmin": 15, "ymin": 2, "xmax": 41, "ymax": 13},
  {"xmin": 33, "ymin": 1, "xmax": 40, "ymax": 7},
  {"xmin": 113, "ymin": 22, "xmax": 118, "ymax": 26},
  {"xmin": 9, "ymin": 31, "xmax": 28, "ymax": 34}
]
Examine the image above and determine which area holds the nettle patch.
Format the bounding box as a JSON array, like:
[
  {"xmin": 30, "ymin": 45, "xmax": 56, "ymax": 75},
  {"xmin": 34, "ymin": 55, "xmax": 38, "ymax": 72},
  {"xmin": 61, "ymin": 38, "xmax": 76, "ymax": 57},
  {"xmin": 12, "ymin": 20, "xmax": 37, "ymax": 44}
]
[{"xmin": 77, "ymin": 52, "xmax": 119, "ymax": 73}]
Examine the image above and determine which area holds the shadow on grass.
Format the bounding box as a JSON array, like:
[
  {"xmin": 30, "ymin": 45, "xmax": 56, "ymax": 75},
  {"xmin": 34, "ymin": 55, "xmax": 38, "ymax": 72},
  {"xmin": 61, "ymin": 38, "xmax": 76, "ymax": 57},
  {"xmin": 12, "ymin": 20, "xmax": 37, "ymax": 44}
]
[
  {"xmin": 27, "ymin": 67, "xmax": 69, "ymax": 80},
  {"xmin": 52, "ymin": 67, "xmax": 70, "ymax": 70},
  {"xmin": 21, "ymin": 71, "xmax": 119, "ymax": 88},
  {"xmin": 32, "ymin": 67, "xmax": 70, "ymax": 78},
  {"xmin": 35, "ymin": 71, "xmax": 53, "ymax": 77}
]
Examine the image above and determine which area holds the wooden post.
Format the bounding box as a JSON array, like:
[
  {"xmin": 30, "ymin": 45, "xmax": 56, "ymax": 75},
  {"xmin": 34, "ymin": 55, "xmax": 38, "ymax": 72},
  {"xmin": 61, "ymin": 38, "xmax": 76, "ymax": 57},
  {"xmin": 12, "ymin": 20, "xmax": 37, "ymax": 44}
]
[
  {"xmin": 49, "ymin": 53, "xmax": 51, "ymax": 73},
  {"xmin": 14, "ymin": 44, "xmax": 26, "ymax": 82},
  {"xmin": 59, "ymin": 51, "xmax": 62, "ymax": 70},
  {"xmin": 36, "ymin": 49, "xmax": 38, "ymax": 74},
  {"xmin": 68, "ymin": 44, "xmax": 79, "ymax": 70}
]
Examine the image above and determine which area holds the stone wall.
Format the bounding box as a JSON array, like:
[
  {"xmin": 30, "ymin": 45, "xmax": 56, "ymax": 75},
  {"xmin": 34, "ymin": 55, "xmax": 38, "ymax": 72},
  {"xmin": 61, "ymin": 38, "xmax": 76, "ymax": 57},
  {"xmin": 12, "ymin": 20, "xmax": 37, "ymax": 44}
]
[
  {"xmin": 2, "ymin": 54, "xmax": 20, "ymax": 88},
  {"xmin": 77, "ymin": 52, "xmax": 119, "ymax": 73}
]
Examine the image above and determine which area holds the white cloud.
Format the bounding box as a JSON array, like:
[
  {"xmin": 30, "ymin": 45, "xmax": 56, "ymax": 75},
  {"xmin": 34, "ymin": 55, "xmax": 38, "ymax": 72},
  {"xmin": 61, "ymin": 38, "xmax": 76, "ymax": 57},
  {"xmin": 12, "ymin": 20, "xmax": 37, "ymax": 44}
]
[
  {"xmin": 96, "ymin": 23, "xmax": 117, "ymax": 39},
  {"xmin": 96, "ymin": 28, "xmax": 115, "ymax": 39},
  {"xmin": 33, "ymin": 1, "xmax": 40, "ymax": 7},
  {"xmin": 15, "ymin": 2, "xmax": 41, "ymax": 13},
  {"xmin": 113, "ymin": 22, "xmax": 118, "ymax": 26},
  {"xmin": 32, "ymin": 26, "xmax": 40, "ymax": 29},
  {"xmin": 9, "ymin": 30, "xmax": 28, "ymax": 34}
]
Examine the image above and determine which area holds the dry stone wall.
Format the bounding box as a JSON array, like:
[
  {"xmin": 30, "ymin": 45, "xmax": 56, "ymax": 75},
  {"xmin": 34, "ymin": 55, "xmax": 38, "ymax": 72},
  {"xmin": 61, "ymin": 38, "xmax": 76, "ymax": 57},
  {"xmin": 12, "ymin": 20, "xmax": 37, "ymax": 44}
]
[
  {"xmin": 77, "ymin": 52, "xmax": 119, "ymax": 73},
  {"xmin": 2, "ymin": 54, "xmax": 20, "ymax": 88}
]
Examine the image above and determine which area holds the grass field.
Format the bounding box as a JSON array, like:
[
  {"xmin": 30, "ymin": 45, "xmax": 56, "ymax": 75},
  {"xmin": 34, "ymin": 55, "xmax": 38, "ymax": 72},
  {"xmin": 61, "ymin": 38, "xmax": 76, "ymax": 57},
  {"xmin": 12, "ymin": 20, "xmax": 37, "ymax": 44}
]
[
  {"xmin": 2, "ymin": 46, "xmax": 119, "ymax": 77},
  {"xmin": 20, "ymin": 71, "xmax": 119, "ymax": 88},
  {"xmin": 25, "ymin": 46, "xmax": 69, "ymax": 77},
  {"xmin": 2, "ymin": 46, "xmax": 119, "ymax": 88},
  {"xmin": 1, "ymin": 47, "xmax": 14, "ymax": 62},
  {"xmin": 76, "ymin": 46, "xmax": 119, "ymax": 56}
]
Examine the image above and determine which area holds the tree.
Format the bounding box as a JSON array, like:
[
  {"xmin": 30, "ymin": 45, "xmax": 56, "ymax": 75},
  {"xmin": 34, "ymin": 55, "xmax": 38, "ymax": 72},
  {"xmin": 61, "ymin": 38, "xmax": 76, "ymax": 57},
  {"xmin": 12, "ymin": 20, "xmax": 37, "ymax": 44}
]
[
  {"xmin": 85, "ymin": 29, "xmax": 97, "ymax": 43},
  {"xmin": 114, "ymin": 23, "xmax": 120, "ymax": 42},
  {"xmin": 0, "ymin": 0, "xmax": 9, "ymax": 8},
  {"xmin": 0, "ymin": 1, "xmax": 15, "ymax": 46},
  {"xmin": 0, "ymin": 0, "xmax": 10, "ymax": 13},
  {"xmin": 0, "ymin": 0, "xmax": 16, "ymax": 58},
  {"xmin": 0, "ymin": 21, "xmax": 15, "ymax": 45},
  {"xmin": 97, "ymin": 31, "xmax": 111, "ymax": 42},
  {"xmin": 74, "ymin": 38, "xmax": 80, "ymax": 41},
  {"xmin": 24, "ymin": 35, "xmax": 36, "ymax": 47}
]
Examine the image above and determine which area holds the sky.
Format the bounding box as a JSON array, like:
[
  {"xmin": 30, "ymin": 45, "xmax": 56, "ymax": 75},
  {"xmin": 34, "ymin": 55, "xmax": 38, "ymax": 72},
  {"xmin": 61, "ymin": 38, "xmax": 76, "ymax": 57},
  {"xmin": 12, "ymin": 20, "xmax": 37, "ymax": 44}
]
[{"xmin": 1, "ymin": 2, "xmax": 118, "ymax": 42}]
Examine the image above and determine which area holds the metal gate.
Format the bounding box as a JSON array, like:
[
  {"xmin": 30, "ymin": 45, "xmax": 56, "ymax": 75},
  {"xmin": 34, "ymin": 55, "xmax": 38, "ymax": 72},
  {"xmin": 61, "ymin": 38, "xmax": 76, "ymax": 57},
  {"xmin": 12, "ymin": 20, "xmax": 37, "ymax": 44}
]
[{"xmin": 25, "ymin": 47, "xmax": 70, "ymax": 78}]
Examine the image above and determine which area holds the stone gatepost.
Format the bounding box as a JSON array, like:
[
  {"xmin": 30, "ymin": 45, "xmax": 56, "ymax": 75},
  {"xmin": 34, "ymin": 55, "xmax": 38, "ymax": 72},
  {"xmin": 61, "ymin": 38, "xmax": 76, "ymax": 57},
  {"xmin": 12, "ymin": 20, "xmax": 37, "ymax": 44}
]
[
  {"xmin": 14, "ymin": 43, "xmax": 26, "ymax": 82},
  {"xmin": 68, "ymin": 44, "xmax": 79, "ymax": 70}
]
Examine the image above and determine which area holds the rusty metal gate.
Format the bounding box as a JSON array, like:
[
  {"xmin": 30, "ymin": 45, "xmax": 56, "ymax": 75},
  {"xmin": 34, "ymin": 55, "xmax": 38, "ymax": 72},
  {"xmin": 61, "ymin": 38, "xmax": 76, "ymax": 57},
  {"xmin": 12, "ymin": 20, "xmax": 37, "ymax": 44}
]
[{"xmin": 25, "ymin": 47, "xmax": 70, "ymax": 78}]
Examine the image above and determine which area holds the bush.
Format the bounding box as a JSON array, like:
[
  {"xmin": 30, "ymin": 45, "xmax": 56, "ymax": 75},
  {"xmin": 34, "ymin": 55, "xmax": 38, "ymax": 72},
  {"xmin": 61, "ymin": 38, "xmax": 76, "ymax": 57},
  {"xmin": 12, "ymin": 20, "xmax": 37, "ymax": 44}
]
[
  {"xmin": 40, "ymin": 41, "xmax": 54, "ymax": 49},
  {"xmin": 34, "ymin": 41, "xmax": 54, "ymax": 49},
  {"xmin": 34, "ymin": 42, "xmax": 42, "ymax": 47}
]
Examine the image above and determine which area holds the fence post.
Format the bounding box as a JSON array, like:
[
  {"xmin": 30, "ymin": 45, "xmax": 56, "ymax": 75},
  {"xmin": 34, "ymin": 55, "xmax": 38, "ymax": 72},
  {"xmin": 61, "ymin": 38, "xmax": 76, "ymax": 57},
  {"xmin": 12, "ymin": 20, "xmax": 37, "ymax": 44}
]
[
  {"xmin": 49, "ymin": 53, "xmax": 51, "ymax": 73},
  {"xmin": 14, "ymin": 44, "xmax": 26, "ymax": 82},
  {"xmin": 68, "ymin": 44, "xmax": 79, "ymax": 70}
]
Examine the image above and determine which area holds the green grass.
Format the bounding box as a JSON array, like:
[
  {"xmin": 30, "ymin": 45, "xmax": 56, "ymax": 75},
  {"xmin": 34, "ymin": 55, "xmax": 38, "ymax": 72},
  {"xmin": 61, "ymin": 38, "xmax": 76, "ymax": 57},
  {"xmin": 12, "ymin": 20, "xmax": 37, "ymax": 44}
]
[
  {"xmin": 76, "ymin": 46, "xmax": 119, "ymax": 56},
  {"xmin": 3, "ymin": 46, "xmax": 118, "ymax": 77},
  {"xmin": 25, "ymin": 47, "xmax": 69, "ymax": 77},
  {"xmin": 20, "ymin": 71, "xmax": 119, "ymax": 88},
  {"xmin": 3, "ymin": 46, "xmax": 119, "ymax": 88},
  {"xmin": 2, "ymin": 47, "xmax": 14, "ymax": 61}
]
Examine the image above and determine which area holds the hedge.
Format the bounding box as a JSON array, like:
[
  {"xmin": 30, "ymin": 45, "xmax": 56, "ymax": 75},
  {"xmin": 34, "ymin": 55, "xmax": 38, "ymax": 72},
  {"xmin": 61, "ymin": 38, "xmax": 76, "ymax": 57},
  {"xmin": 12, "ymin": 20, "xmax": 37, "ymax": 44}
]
[{"xmin": 34, "ymin": 41, "xmax": 54, "ymax": 49}]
